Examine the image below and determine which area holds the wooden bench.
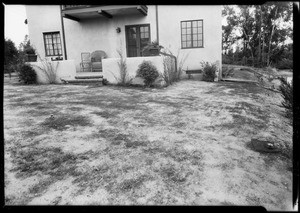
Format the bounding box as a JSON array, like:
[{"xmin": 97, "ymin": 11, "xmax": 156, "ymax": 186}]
[{"xmin": 185, "ymin": 69, "xmax": 203, "ymax": 79}]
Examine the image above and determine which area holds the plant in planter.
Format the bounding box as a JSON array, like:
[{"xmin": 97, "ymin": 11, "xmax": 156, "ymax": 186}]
[
  {"xmin": 142, "ymin": 40, "xmax": 164, "ymax": 56},
  {"xmin": 25, "ymin": 46, "xmax": 37, "ymax": 62}
]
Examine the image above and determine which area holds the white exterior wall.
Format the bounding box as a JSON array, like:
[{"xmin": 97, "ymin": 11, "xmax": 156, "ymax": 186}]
[
  {"xmin": 26, "ymin": 5, "xmax": 222, "ymax": 77},
  {"xmin": 102, "ymin": 56, "xmax": 164, "ymax": 85},
  {"xmin": 29, "ymin": 60, "xmax": 76, "ymax": 84},
  {"xmin": 157, "ymin": 5, "xmax": 222, "ymax": 78},
  {"xmin": 25, "ymin": 5, "xmax": 65, "ymax": 61},
  {"xmin": 64, "ymin": 6, "xmax": 158, "ymax": 72}
]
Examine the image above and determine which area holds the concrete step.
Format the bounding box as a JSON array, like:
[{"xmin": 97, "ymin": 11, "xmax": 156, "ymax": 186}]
[
  {"xmin": 221, "ymin": 78, "xmax": 258, "ymax": 84},
  {"xmin": 60, "ymin": 78, "xmax": 102, "ymax": 85},
  {"xmin": 75, "ymin": 75, "xmax": 103, "ymax": 79}
]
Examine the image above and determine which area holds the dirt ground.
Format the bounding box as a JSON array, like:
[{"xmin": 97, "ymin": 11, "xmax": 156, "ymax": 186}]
[{"xmin": 4, "ymin": 75, "xmax": 293, "ymax": 210}]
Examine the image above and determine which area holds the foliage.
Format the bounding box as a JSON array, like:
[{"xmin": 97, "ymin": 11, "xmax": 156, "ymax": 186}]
[
  {"xmin": 162, "ymin": 49, "xmax": 189, "ymax": 86},
  {"xmin": 136, "ymin": 60, "xmax": 159, "ymax": 87},
  {"xmin": 4, "ymin": 39, "xmax": 19, "ymax": 74},
  {"xmin": 102, "ymin": 78, "xmax": 109, "ymax": 85},
  {"xmin": 276, "ymin": 58, "xmax": 293, "ymax": 70},
  {"xmin": 112, "ymin": 49, "xmax": 133, "ymax": 86},
  {"xmin": 222, "ymin": 3, "xmax": 293, "ymax": 68},
  {"xmin": 18, "ymin": 35, "xmax": 36, "ymax": 55},
  {"xmin": 278, "ymin": 77, "xmax": 293, "ymax": 120},
  {"xmin": 32, "ymin": 56, "xmax": 59, "ymax": 84},
  {"xmin": 221, "ymin": 66, "xmax": 235, "ymax": 78},
  {"xmin": 200, "ymin": 61, "xmax": 217, "ymax": 82},
  {"xmin": 142, "ymin": 40, "xmax": 164, "ymax": 56},
  {"xmin": 18, "ymin": 64, "xmax": 37, "ymax": 84}
]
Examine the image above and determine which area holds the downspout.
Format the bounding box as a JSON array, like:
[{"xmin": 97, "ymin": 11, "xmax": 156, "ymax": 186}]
[
  {"xmin": 60, "ymin": 5, "xmax": 67, "ymax": 60},
  {"xmin": 155, "ymin": 5, "xmax": 159, "ymax": 44}
]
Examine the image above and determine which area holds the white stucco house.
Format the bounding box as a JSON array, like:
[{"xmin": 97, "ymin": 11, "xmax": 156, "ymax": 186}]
[{"xmin": 25, "ymin": 5, "xmax": 222, "ymax": 84}]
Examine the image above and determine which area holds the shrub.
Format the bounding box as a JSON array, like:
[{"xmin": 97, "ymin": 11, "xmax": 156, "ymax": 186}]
[
  {"xmin": 136, "ymin": 60, "xmax": 159, "ymax": 87},
  {"xmin": 278, "ymin": 77, "xmax": 293, "ymax": 120},
  {"xmin": 200, "ymin": 61, "xmax": 217, "ymax": 82},
  {"xmin": 102, "ymin": 78, "xmax": 109, "ymax": 85},
  {"xmin": 160, "ymin": 48, "xmax": 189, "ymax": 86},
  {"xmin": 276, "ymin": 58, "xmax": 293, "ymax": 70},
  {"xmin": 18, "ymin": 64, "xmax": 37, "ymax": 84},
  {"xmin": 222, "ymin": 54, "xmax": 233, "ymax": 64}
]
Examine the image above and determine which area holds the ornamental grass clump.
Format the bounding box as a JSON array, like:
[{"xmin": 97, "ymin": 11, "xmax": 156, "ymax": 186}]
[{"xmin": 136, "ymin": 60, "xmax": 159, "ymax": 87}]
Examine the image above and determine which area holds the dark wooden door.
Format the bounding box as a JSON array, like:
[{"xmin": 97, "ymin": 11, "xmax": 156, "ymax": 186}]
[{"xmin": 125, "ymin": 24, "xmax": 150, "ymax": 57}]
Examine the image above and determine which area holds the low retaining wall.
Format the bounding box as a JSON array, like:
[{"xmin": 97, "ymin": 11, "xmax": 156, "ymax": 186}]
[
  {"xmin": 28, "ymin": 60, "xmax": 76, "ymax": 84},
  {"xmin": 102, "ymin": 56, "xmax": 165, "ymax": 86}
]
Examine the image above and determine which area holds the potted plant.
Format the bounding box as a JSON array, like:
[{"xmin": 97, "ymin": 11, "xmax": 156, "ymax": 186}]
[
  {"xmin": 142, "ymin": 40, "xmax": 164, "ymax": 56},
  {"xmin": 25, "ymin": 46, "xmax": 37, "ymax": 62}
]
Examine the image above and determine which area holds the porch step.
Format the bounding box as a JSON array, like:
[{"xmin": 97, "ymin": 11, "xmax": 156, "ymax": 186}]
[
  {"xmin": 60, "ymin": 78, "xmax": 103, "ymax": 85},
  {"xmin": 221, "ymin": 78, "xmax": 258, "ymax": 84},
  {"xmin": 75, "ymin": 75, "xmax": 103, "ymax": 79}
]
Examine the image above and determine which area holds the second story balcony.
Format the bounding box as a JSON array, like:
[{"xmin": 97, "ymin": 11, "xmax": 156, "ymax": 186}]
[{"xmin": 61, "ymin": 5, "xmax": 148, "ymax": 22}]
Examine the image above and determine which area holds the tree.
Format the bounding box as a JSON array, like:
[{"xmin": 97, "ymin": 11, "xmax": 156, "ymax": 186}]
[
  {"xmin": 4, "ymin": 38, "xmax": 18, "ymax": 66},
  {"xmin": 4, "ymin": 38, "xmax": 19, "ymax": 74},
  {"xmin": 222, "ymin": 2, "xmax": 293, "ymax": 68}
]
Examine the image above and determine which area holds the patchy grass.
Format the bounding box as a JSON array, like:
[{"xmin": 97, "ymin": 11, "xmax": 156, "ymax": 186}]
[
  {"xmin": 160, "ymin": 161, "xmax": 191, "ymax": 184},
  {"xmin": 41, "ymin": 114, "xmax": 92, "ymax": 131},
  {"xmin": 4, "ymin": 78, "xmax": 292, "ymax": 209},
  {"xmin": 118, "ymin": 174, "xmax": 149, "ymax": 192},
  {"xmin": 9, "ymin": 146, "xmax": 83, "ymax": 178},
  {"xmin": 91, "ymin": 110, "xmax": 118, "ymax": 119}
]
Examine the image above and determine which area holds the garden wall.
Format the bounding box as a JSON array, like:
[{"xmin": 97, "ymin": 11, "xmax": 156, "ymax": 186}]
[
  {"xmin": 102, "ymin": 56, "xmax": 165, "ymax": 86},
  {"xmin": 28, "ymin": 60, "xmax": 76, "ymax": 84}
]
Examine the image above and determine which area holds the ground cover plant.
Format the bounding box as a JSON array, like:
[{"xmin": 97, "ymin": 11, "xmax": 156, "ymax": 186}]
[{"xmin": 4, "ymin": 75, "xmax": 293, "ymax": 210}]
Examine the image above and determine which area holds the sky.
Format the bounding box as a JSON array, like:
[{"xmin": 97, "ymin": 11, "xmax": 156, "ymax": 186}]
[{"xmin": 4, "ymin": 4, "xmax": 28, "ymax": 47}]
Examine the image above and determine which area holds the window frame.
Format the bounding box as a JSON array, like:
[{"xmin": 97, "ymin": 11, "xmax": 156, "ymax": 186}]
[
  {"xmin": 43, "ymin": 31, "xmax": 63, "ymax": 57},
  {"xmin": 180, "ymin": 19, "xmax": 204, "ymax": 49},
  {"xmin": 125, "ymin": 24, "xmax": 151, "ymax": 57}
]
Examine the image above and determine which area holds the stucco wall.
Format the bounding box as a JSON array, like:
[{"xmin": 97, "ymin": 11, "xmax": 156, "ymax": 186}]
[
  {"xmin": 157, "ymin": 5, "xmax": 222, "ymax": 78},
  {"xmin": 102, "ymin": 56, "xmax": 164, "ymax": 85},
  {"xmin": 29, "ymin": 60, "xmax": 76, "ymax": 84},
  {"xmin": 26, "ymin": 5, "xmax": 222, "ymax": 78},
  {"xmin": 64, "ymin": 6, "xmax": 158, "ymax": 72},
  {"xmin": 25, "ymin": 5, "xmax": 65, "ymax": 61}
]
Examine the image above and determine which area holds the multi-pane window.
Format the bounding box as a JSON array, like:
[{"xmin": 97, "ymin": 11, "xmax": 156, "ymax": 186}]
[
  {"xmin": 181, "ymin": 20, "xmax": 203, "ymax": 49},
  {"xmin": 43, "ymin": 32, "xmax": 62, "ymax": 56}
]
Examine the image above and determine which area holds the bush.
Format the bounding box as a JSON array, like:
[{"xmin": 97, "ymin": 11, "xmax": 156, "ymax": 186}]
[
  {"xmin": 136, "ymin": 61, "xmax": 159, "ymax": 87},
  {"xmin": 276, "ymin": 58, "xmax": 293, "ymax": 70},
  {"xmin": 18, "ymin": 64, "xmax": 37, "ymax": 84},
  {"xmin": 200, "ymin": 61, "xmax": 217, "ymax": 82},
  {"xmin": 222, "ymin": 54, "xmax": 233, "ymax": 64},
  {"xmin": 278, "ymin": 77, "xmax": 293, "ymax": 120},
  {"xmin": 102, "ymin": 78, "xmax": 109, "ymax": 85}
]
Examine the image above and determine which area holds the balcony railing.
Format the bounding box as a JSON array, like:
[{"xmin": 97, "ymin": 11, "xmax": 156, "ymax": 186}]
[{"xmin": 62, "ymin": 5, "xmax": 106, "ymax": 10}]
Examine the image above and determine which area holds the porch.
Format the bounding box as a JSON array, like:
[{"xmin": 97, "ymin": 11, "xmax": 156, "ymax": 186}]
[{"xmin": 61, "ymin": 5, "xmax": 148, "ymax": 21}]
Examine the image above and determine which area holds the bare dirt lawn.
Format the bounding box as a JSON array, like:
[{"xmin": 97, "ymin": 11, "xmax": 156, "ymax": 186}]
[{"xmin": 4, "ymin": 76, "xmax": 293, "ymax": 210}]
